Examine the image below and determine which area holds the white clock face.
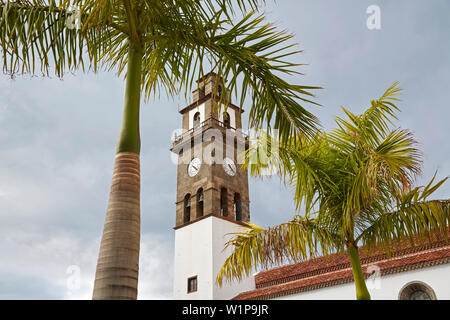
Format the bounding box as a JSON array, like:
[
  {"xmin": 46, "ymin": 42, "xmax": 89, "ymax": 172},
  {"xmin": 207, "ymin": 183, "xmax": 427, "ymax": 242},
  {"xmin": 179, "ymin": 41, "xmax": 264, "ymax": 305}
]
[
  {"xmin": 188, "ymin": 158, "xmax": 201, "ymax": 177},
  {"xmin": 223, "ymin": 157, "xmax": 236, "ymax": 176}
]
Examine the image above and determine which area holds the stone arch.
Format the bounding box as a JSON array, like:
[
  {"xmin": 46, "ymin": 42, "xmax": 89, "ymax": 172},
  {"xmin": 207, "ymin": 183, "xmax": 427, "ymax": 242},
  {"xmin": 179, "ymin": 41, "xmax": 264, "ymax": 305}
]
[
  {"xmin": 220, "ymin": 187, "xmax": 228, "ymax": 217},
  {"xmin": 234, "ymin": 193, "xmax": 242, "ymax": 221},
  {"xmin": 196, "ymin": 188, "xmax": 204, "ymax": 217},
  {"xmin": 183, "ymin": 194, "xmax": 191, "ymax": 223},
  {"xmin": 223, "ymin": 112, "xmax": 231, "ymax": 129},
  {"xmin": 193, "ymin": 112, "xmax": 201, "ymax": 128},
  {"xmin": 398, "ymin": 281, "xmax": 437, "ymax": 300}
]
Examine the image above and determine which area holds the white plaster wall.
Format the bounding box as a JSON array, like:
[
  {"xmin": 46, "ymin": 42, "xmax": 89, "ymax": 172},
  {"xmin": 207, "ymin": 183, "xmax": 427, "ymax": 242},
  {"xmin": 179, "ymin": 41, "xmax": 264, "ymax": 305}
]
[
  {"xmin": 173, "ymin": 217, "xmax": 213, "ymax": 299},
  {"xmin": 173, "ymin": 216, "xmax": 255, "ymax": 300},
  {"xmin": 188, "ymin": 103, "xmax": 205, "ymax": 130},
  {"xmin": 275, "ymin": 263, "xmax": 450, "ymax": 300},
  {"xmin": 211, "ymin": 217, "xmax": 255, "ymax": 299}
]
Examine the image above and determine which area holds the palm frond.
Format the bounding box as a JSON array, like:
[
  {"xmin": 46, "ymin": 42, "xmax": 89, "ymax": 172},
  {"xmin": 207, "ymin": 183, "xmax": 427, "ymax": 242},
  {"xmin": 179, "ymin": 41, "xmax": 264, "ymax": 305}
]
[
  {"xmin": 139, "ymin": 8, "xmax": 321, "ymax": 143},
  {"xmin": 0, "ymin": 0, "xmax": 128, "ymax": 77},
  {"xmin": 216, "ymin": 216, "xmax": 343, "ymax": 286},
  {"xmin": 328, "ymin": 82, "xmax": 402, "ymax": 153},
  {"xmin": 357, "ymin": 176, "xmax": 449, "ymax": 253}
]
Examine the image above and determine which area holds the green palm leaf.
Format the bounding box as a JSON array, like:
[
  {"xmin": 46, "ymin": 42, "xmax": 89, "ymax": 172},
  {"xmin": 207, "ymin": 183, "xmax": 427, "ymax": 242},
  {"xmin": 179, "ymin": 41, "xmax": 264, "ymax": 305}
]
[
  {"xmin": 216, "ymin": 217, "xmax": 342, "ymax": 286},
  {"xmin": 218, "ymin": 82, "xmax": 449, "ymax": 300},
  {"xmin": 1, "ymin": 0, "xmax": 323, "ymax": 300}
]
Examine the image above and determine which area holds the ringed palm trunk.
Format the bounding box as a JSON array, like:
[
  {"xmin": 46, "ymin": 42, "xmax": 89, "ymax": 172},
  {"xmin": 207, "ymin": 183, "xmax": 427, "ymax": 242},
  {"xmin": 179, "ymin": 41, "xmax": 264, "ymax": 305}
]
[
  {"xmin": 347, "ymin": 243, "xmax": 371, "ymax": 300},
  {"xmin": 92, "ymin": 44, "xmax": 143, "ymax": 300}
]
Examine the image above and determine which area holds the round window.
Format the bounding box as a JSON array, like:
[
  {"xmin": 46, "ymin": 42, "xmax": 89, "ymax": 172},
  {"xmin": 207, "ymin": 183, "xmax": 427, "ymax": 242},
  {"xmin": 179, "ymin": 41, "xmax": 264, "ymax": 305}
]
[
  {"xmin": 410, "ymin": 290, "xmax": 431, "ymax": 300},
  {"xmin": 398, "ymin": 281, "xmax": 437, "ymax": 300}
]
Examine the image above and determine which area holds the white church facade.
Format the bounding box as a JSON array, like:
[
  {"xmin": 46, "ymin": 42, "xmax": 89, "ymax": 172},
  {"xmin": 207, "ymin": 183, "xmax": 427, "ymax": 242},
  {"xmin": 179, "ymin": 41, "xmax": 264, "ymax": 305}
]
[
  {"xmin": 171, "ymin": 73, "xmax": 450, "ymax": 301},
  {"xmin": 234, "ymin": 237, "xmax": 450, "ymax": 300}
]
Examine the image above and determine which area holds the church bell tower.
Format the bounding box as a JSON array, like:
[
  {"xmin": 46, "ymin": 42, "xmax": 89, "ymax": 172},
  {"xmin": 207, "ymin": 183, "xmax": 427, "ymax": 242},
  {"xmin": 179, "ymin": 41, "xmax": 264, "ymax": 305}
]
[{"xmin": 171, "ymin": 72, "xmax": 255, "ymax": 299}]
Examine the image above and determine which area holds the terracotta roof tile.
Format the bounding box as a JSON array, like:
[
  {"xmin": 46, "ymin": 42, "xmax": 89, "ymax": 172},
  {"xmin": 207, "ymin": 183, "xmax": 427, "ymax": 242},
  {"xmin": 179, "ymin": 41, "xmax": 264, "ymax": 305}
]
[{"xmin": 234, "ymin": 235, "xmax": 450, "ymax": 300}]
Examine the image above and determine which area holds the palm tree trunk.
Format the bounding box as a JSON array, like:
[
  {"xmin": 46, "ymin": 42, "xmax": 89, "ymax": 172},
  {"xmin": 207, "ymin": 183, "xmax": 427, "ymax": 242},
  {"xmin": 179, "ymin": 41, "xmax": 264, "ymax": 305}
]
[
  {"xmin": 347, "ymin": 243, "xmax": 371, "ymax": 300},
  {"xmin": 92, "ymin": 44, "xmax": 143, "ymax": 300}
]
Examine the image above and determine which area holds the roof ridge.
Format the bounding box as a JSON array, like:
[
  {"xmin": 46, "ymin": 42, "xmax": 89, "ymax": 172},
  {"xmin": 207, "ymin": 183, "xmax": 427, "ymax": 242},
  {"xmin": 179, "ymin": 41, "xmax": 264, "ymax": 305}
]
[
  {"xmin": 255, "ymin": 239, "xmax": 449, "ymax": 288},
  {"xmin": 234, "ymin": 246, "xmax": 450, "ymax": 300}
]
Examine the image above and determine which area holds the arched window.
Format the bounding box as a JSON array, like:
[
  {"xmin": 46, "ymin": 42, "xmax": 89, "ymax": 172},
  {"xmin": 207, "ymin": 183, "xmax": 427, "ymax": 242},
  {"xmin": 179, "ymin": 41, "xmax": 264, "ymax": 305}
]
[
  {"xmin": 197, "ymin": 188, "xmax": 204, "ymax": 217},
  {"xmin": 184, "ymin": 194, "xmax": 191, "ymax": 223},
  {"xmin": 223, "ymin": 112, "xmax": 231, "ymax": 129},
  {"xmin": 220, "ymin": 187, "xmax": 228, "ymax": 217},
  {"xmin": 398, "ymin": 281, "xmax": 437, "ymax": 300},
  {"xmin": 234, "ymin": 193, "xmax": 242, "ymax": 221},
  {"xmin": 193, "ymin": 112, "xmax": 201, "ymax": 128}
]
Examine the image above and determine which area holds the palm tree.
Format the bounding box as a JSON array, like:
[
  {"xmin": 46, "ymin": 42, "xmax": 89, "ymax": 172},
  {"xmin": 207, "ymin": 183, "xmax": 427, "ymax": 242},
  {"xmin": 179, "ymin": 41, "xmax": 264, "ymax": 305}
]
[
  {"xmin": 217, "ymin": 83, "xmax": 449, "ymax": 300},
  {"xmin": 0, "ymin": 0, "xmax": 321, "ymax": 299}
]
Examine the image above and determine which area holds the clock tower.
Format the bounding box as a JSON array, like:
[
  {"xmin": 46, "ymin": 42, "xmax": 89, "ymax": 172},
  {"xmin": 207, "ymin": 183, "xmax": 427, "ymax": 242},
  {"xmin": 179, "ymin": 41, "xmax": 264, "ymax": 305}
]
[{"xmin": 171, "ymin": 72, "xmax": 255, "ymax": 299}]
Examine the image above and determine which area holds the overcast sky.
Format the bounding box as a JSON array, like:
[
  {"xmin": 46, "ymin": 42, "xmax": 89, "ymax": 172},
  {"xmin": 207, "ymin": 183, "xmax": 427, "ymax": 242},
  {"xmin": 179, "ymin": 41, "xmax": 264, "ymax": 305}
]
[{"xmin": 0, "ymin": 0, "xmax": 449, "ymax": 299}]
